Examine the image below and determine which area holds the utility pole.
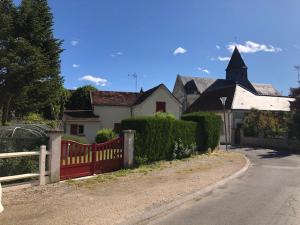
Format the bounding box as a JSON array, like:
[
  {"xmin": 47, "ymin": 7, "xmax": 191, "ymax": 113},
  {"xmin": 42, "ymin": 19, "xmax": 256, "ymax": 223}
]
[
  {"xmin": 294, "ymin": 65, "xmax": 300, "ymax": 87},
  {"xmin": 128, "ymin": 73, "xmax": 138, "ymax": 92}
]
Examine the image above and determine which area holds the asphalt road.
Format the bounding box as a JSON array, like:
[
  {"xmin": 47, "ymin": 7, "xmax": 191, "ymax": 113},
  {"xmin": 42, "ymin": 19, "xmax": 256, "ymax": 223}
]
[{"xmin": 149, "ymin": 148, "xmax": 300, "ymax": 225}]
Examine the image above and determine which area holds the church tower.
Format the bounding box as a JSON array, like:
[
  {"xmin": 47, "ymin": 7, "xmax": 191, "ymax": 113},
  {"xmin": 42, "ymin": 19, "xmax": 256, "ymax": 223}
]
[
  {"xmin": 225, "ymin": 47, "xmax": 257, "ymax": 93},
  {"xmin": 226, "ymin": 47, "xmax": 248, "ymax": 82}
]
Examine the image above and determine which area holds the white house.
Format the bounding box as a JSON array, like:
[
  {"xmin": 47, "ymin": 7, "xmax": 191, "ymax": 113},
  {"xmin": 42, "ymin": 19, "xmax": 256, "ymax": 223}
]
[{"xmin": 63, "ymin": 84, "xmax": 182, "ymax": 142}]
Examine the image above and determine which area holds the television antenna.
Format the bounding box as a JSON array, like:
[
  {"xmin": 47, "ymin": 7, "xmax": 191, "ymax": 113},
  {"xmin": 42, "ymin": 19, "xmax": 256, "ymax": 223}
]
[
  {"xmin": 128, "ymin": 73, "xmax": 138, "ymax": 92},
  {"xmin": 295, "ymin": 65, "xmax": 300, "ymax": 87}
]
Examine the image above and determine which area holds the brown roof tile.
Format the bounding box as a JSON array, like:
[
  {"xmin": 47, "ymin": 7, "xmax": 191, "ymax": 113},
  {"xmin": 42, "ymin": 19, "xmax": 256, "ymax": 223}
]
[{"xmin": 91, "ymin": 91, "xmax": 140, "ymax": 106}]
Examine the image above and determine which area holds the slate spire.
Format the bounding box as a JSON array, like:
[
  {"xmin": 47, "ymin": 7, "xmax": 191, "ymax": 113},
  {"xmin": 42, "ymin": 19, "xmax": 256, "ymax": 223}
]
[{"xmin": 226, "ymin": 47, "xmax": 247, "ymax": 71}]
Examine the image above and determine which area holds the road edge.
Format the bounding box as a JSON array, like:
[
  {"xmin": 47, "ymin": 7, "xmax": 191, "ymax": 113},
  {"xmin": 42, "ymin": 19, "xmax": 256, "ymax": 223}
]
[{"xmin": 120, "ymin": 153, "xmax": 251, "ymax": 225}]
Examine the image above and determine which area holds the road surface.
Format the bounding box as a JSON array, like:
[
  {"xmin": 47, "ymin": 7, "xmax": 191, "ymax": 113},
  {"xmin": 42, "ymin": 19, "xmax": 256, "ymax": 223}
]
[{"xmin": 149, "ymin": 148, "xmax": 300, "ymax": 225}]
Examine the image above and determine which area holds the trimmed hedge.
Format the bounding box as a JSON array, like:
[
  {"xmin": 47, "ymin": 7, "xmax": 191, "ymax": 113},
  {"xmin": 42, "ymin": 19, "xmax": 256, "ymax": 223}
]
[
  {"xmin": 121, "ymin": 117, "xmax": 198, "ymax": 162},
  {"xmin": 182, "ymin": 112, "xmax": 222, "ymax": 151}
]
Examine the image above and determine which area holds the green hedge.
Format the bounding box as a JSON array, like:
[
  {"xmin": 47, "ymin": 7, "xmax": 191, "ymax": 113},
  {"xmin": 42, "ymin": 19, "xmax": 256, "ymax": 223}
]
[
  {"xmin": 121, "ymin": 117, "xmax": 198, "ymax": 162},
  {"xmin": 182, "ymin": 112, "xmax": 222, "ymax": 151}
]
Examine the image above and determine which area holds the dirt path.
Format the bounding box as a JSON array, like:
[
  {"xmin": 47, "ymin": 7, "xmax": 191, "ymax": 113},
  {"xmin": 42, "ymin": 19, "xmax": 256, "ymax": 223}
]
[{"xmin": 0, "ymin": 151, "xmax": 246, "ymax": 225}]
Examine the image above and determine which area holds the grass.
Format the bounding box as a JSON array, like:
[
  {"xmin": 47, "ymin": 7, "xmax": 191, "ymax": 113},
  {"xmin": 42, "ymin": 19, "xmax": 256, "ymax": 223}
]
[{"xmin": 66, "ymin": 150, "xmax": 234, "ymax": 188}]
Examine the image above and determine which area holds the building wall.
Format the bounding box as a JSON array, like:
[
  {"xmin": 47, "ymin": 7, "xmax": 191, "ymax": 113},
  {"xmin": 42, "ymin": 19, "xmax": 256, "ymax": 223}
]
[
  {"xmin": 93, "ymin": 105, "xmax": 131, "ymax": 129},
  {"xmin": 65, "ymin": 121, "xmax": 101, "ymax": 143},
  {"xmin": 133, "ymin": 86, "xmax": 182, "ymax": 119}
]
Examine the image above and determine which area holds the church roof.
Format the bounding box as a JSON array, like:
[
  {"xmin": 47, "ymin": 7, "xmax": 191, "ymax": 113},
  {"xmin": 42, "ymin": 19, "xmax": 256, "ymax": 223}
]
[{"xmin": 226, "ymin": 47, "xmax": 248, "ymax": 71}]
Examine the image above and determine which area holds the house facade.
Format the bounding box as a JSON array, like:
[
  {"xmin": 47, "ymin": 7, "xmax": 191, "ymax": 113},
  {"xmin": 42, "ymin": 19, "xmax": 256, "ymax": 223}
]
[
  {"xmin": 63, "ymin": 84, "xmax": 182, "ymax": 142},
  {"xmin": 184, "ymin": 47, "xmax": 294, "ymax": 145}
]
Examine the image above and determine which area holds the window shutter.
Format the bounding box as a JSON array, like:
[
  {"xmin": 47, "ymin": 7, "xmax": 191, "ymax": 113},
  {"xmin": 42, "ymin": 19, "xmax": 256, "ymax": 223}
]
[
  {"xmin": 156, "ymin": 102, "xmax": 166, "ymax": 112},
  {"xmin": 70, "ymin": 124, "xmax": 78, "ymax": 135}
]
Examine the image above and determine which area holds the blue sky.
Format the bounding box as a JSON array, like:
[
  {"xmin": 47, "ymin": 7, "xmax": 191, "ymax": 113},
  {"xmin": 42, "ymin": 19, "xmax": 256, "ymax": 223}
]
[{"xmin": 14, "ymin": 0, "xmax": 300, "ymax": 94}]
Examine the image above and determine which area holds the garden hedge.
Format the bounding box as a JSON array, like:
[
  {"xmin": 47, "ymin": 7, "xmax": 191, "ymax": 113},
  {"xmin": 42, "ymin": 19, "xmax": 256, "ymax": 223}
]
[
  {"xmin": 181, "ymin": 112, "xmax": 222, "ymax": 151},
  {"xmin": 121, "ymin": 117, "xmax": 199, "ymax": 162}
]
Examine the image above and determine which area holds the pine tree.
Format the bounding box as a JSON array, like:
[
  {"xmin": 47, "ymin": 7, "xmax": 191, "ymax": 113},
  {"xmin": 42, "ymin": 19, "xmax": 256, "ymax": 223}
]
[{"xmin": 14, "ymin": 0, "xmax": 64, "ymax": 120}]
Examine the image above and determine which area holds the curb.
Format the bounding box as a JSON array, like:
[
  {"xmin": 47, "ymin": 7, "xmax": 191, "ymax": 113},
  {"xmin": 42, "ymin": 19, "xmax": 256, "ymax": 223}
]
[{"xmin": 120, "ymin": 154, "xmax": 251, "ymax": 225}]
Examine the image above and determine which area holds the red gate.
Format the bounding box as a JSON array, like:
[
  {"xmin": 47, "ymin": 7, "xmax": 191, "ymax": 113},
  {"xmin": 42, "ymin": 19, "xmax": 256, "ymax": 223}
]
[{"xmin": 60, "ymin": 137, "xmax": 123, "ymax": 180}]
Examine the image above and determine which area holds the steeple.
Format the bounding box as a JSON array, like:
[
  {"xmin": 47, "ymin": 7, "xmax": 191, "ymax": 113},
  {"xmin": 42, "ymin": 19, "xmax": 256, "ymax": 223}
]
[{"xmin": 226, "ymin": 47, "xmax": 248, "ymax": 82}]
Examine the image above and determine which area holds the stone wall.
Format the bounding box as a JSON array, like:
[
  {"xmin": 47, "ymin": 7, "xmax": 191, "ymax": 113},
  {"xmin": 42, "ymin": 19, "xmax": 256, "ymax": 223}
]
[{"xmin": 240, "ymin": 130, "xmax": 300, "ymax": 153}]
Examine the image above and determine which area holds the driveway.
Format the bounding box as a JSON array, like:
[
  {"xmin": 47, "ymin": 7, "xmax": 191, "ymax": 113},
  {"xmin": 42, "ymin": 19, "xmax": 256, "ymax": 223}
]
[{"xmin": 149, "ymin": 148, "xmax": 300, "ymax": 225}]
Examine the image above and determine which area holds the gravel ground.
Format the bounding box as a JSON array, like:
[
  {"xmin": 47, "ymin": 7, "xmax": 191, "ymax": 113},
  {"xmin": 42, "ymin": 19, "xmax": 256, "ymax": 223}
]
[{"xmin": 0, "ymin": 151, "xmax": 246, "ymax": 225}]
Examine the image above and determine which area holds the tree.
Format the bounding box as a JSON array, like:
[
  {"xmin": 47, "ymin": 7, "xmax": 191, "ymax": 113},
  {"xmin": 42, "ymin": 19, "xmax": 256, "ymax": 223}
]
[
  {"xmin": 0, "ymin": 0, "xmax": 64, "ymax": 124},
  {"xmin": 290, "ymin": 87, "xmax": 300, "ymax": 139},
  {"xmin": 66, "ymin": 85, "xmax": 97, "ymax": 110}
]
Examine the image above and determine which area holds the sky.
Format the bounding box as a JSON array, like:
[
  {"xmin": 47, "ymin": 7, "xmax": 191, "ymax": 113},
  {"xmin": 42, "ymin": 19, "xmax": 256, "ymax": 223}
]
[{"xmin": 14, "ymin": 0, "xmax": 300, "ymax": 94}]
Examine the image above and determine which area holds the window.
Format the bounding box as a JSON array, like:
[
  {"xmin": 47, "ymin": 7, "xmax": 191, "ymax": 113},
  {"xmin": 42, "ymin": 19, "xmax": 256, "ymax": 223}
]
[
  {"xmin": 70, "ymin": 124, "xmax": 84, "ymax": 135},
  {"xmin": 114, "ymin": 123, "xmax": 121, "ymax": 133},
  {"xmin": 156, "ymin": 102, "xmax": 166, "ymax": 112}
]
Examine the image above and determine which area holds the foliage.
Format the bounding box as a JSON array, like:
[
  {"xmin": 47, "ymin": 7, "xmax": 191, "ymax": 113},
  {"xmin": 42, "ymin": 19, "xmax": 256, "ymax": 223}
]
[
  {"xmin": 62, "ymin": 134, "xmax": 89, "ymax": 144},
  {"xmin": 154, "ymin": 112, "xmax": 176, "ymax": 120},
  {"xmin": 95, "ymin": 128, "xmax": 117, "ymax": 143},
  {"xmin": 0, "ymin": 0, "xmax": 64, "ymax": 125},
  {"xmin": 181, "ymin": 112, "xmax": 222, "ymax": 151},
  {"xmin": 243, "ymin": 109, "xmax": 291, "ymax": 137},
  {"xmin": 172, "ymin": 138, "xmax": 196, "ymax": 160},
  {"xmin": 121, "ymin": 117, "xmax": 198, "ymax": 163},
  {"xmin": 290, "ymin": 87, "xmax": 300, "ymax": 139},
  {"xmin": 66, "ymin": 85, "xmax": 97, "ymax": 110},
  {"xmin": 23, "ymin": 112, "xmax": 59, "ymax": 128}
]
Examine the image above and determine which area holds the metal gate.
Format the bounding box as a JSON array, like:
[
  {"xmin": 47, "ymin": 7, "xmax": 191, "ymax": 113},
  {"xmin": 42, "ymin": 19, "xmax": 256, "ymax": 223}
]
[{"xmin": 60, "ymin": 138, "xmax": 123, "ymax": 180}]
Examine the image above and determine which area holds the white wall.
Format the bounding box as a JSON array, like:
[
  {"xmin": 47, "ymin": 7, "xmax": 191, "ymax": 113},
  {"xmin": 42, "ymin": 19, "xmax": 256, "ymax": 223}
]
[
  {"xmin": 93, "ymin": 105, "xmax": 131, "ymax": 129},
  {"xmin": 132, "ymin": 86, "xmax": 182, "ymax": 119},
  {"xmin": 65, "ymin": 121, "xmax": 101, "ymax": 143}
]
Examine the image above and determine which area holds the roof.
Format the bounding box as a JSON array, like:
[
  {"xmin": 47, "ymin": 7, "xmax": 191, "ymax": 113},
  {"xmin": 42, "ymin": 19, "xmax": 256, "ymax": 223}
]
[
  {"xmin": 252, "ymin": 83, "xmax": 281, "ymax": 96},
  {"xmin": 226, "ymin": 47, "xmax": 248, "ymax": 71},
  {"xmin": 187, "ymin": 85, "xmax": 236, "ymax": 112},
  {"xmin": 91, "ymin": 84, "xmax": 180, "ymax": 107},
  {"xmin": 177, "ymin": 75, "xmax": 216, "ymax": 93},
  {"xmin": 188, "ymin": 84, "xmax": 294, "ymax": 112},
  {"xmin": 91, "ymin": 91, "xmax": 140, "ymax": 106},
  {"xmin": 63, "ymin": 110, "xmax": 100, "ymax": 121},
  {"xmin": 177, "ymin": 75, "xmax": 281, "ymax": 97}
]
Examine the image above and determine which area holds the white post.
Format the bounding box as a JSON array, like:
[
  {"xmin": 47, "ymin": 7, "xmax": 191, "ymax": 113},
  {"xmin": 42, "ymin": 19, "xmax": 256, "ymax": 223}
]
[
  {"xmin": 39, "ymin": 145, "xmax": 47, "ymax": 185},
  {"xmin": 0, "ymin": 183, "xmax": 3, "ymax": 213},
  {"xmin": 123, "ymin": 130, "xmax": 135, "ymax": 168},
  {"xmin": 47, "ymin": 130, "xmax": 63, "ymax": 183}
]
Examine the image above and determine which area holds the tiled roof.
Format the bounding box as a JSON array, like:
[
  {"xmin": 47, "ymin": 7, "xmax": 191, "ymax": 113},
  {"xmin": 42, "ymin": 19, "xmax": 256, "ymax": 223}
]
[
  {"xmin": 252, "ymin": 83, "xmax": 281, "ymax": 96},
  {"xmin": 91, "ymin": 84, "xmax": 176, "ymax": 106},
  {"xmin": 91, "ymin": 91, "xmax": 140, "ymax": 106}
]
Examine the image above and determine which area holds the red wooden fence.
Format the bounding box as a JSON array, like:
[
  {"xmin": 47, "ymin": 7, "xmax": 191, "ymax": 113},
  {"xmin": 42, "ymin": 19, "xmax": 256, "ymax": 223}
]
[{"xmin": 60, "ymin": 137, "xmax": 123, "ymax": 180}]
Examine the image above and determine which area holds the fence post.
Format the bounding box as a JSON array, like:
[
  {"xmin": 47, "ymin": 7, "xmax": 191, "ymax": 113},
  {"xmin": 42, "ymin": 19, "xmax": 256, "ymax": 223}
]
[
  {"xmin": 39, "ymin": 145, "xmax": 47, "ymax": 185},
  {"xmin": 123, "ymin": 130, "xmax": 135, "ymax": 168},
  {"xmin": 47, "ymin": 130, "xmax": 63, "ymax": 183},
  {"xmin": 0, "ymin": 183, "xmax": 3, "ymax": 213}
]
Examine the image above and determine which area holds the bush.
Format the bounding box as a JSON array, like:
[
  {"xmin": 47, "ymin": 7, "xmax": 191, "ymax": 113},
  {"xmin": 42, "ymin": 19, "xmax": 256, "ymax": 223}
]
[
  {"xmin": 95, "ymin": 128, "xmax": 117, "ymax": 143},
  {"xmin": 24, "ymin": 112, "xmax": 59, "ymax": 129},
  {"xmin": 154, "ymin": 112, "xmax": 176, "ymax": 120},
  {"xmin": 121, "ymin": 117, "xmax": 198, "ymax": 162},
  {"xmin": 172, "ymin": 138, "xmax": 196, "ymax": 159},
  {"xmin": 182, "ymin": 112, "xmax": 222, "ymax": 151},
  {"xmin": 62, "ymin": 134, "xmax": 89, "ymax": 144}
]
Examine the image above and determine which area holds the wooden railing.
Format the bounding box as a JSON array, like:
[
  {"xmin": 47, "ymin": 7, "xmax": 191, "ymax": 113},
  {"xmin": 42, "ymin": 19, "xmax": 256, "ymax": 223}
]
[{"xmin": 0, "ymin": 145, "xmax": 50, "ymax": 185}]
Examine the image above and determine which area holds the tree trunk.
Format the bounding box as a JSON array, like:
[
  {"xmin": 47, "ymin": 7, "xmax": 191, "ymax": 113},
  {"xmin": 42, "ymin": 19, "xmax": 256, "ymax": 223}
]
[{"xmin": 1, "ymin": 96, "xmax": 12, "ymax": 126}]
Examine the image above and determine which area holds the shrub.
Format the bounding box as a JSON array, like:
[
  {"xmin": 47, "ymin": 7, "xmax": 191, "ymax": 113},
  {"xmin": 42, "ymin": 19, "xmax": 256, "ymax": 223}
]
[
  {"xmin": 62, "ymin": 134, "xmax": 89, "ymax": 144},
  {"xmin": 95, "ymin": 128, "xmax": 117, "ymax": 143},
  {"xmin": 172, "ymin": 138, "xmax": 196, "ymax": 159},
  {"xmin": 121, "ymin": 117, "xmax": 198, "ymax": 162},
  {"xmin": 182, "ymin": 112, "xmax": 222, "ymax": 151},
  {"xmin": 23, "ymin": 112, "xmax": 59, "ymax": 129},
  {"xmin": 154, "ymin": 112, "xmax": 176, "ymax": 120}
]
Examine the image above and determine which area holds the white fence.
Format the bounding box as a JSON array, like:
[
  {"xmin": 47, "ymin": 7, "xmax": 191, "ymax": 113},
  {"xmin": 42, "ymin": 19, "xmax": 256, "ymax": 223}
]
[{"xmin": 0, "ymin": 145, "xmax": 50, "ymax": 185}]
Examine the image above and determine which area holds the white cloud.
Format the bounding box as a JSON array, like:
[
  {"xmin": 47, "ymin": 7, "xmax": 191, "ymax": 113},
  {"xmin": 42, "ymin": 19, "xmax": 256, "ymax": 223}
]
[
  {"xmin": 72, "ymin": 64, "xmax": 80, "ymax": 68},
  {"xmin": 173, "ymin": 47, "xmax": 187, "ymax": 55},
  {"xmin": 116, "ymin": 52, "xmax": 123, "ymax": 55},
  {"xmin": 216, "ymin": 45, "xmax": 221, "ymax": 49},
  {"xmin": 227, "ymin": 41, "xmax": 282, "ymax": 54},
  {"xmin": 217, "ymin": 56, "xmax": 231, "ymax": 61},
  {"xmin": 79, "ymin": 75, "xmax": 108, "ymax": 86},
  {"xmin": 197, "ymin": 67, "xmax": 210, "ymax": 74},
  {"xmin": 71, "ymin": 40, "xmax": 79, "ymax": 46},
  {"xmin": 111, "ymin": 51, "xmax": 124, "ymax": 57}
]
